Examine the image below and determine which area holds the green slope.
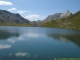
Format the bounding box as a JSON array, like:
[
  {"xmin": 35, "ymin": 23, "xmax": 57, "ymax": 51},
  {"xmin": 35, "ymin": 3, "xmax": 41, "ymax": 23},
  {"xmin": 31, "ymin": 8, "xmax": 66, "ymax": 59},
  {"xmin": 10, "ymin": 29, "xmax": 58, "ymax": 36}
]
[
  {"xmin": 41, "ymin": 11, "xmax": 80, "ymax": 30},
  {"xmin": 0, "ymin": 23, "xmax": 32, "ymax": 26},
  {"xmin": 41, "ymin": 20, "xmax": 60, "ymax": 28}
]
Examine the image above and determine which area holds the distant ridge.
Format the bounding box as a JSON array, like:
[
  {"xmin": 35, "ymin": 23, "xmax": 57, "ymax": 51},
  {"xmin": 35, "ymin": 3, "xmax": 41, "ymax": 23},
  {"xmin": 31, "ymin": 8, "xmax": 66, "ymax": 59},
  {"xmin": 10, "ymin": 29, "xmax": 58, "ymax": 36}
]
[{"xmin": 0, "ymin": 9, "xmax": 30, "ymax": 24}]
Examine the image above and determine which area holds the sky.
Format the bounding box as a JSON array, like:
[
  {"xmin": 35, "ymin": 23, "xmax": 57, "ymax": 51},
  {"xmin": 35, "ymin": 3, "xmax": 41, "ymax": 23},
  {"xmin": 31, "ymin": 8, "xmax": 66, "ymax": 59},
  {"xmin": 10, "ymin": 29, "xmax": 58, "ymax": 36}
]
[{"xmin": 0, "ymin": 0, "xmax": 80, "ymax": 21}]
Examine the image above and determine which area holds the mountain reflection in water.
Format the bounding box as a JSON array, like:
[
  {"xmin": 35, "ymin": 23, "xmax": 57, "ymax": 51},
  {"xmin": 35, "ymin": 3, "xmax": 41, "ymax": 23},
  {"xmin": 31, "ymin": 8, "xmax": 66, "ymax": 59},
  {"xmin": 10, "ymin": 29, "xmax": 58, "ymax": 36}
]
[
  {"xmin": 47, "ymin": 34, "xmax": 80, "ymax": 47},
  {"xmin": 0, "ymin": 30, "xmax": 19, "ymax": 40}
]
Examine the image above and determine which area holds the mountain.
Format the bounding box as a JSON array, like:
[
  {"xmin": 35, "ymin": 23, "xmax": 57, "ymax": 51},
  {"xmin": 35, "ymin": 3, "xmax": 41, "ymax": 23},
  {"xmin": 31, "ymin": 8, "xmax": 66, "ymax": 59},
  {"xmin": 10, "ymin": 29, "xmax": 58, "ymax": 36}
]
[
  {"xmin": 43, "ymin": 10, "xmax": 72, "ymax": 23},
  {"xmin": 0, "ymin": 9, "xmax": 30, "ymax": 24},
  {"xmin": 41, "ymin": 10, "xmax": 80, "ymax": 30}
]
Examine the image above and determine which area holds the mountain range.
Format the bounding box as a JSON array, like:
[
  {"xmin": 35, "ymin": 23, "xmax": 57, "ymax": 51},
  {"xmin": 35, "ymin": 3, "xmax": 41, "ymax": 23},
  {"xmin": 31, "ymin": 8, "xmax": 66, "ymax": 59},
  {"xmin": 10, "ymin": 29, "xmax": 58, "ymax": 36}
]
[
  {"xmin": 0, "ymin": 9, "xmax": 80, "ymax": 30},
  {"xmin": 0, "ymin": 9, "xmax": 30, "ymax": 24},
  {"xmin": 43, "ymin": 10, "xmax": 72, "ymax": 23},
  {"xmin": 41, "ymin": 10, "xmax": 80, "ymax": 30}
]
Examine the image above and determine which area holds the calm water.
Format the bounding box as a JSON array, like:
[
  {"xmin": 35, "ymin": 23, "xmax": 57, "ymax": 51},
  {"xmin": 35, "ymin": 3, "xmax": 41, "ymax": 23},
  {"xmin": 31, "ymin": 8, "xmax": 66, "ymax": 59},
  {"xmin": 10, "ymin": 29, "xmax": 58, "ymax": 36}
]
[{"xmin": 0, "ymin": 26, "xmax": 80, "ymax": 60}]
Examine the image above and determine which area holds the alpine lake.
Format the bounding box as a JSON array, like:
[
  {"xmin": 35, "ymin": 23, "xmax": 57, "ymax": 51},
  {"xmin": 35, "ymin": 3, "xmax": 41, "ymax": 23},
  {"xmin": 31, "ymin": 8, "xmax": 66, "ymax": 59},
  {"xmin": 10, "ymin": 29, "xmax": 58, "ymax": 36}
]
[{"xmin": 0, "ymin": 26, "xmax": 80, "ymax": 60}]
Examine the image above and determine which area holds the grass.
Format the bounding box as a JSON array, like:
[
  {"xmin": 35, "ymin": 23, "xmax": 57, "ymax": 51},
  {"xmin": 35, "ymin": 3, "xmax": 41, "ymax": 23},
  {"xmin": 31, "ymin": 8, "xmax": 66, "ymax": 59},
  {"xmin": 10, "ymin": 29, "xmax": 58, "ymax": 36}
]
[
  {"xmin": 41, "ymin": 20, "xmax": 60, "ymax": 28},
  {"xmin": 41, "ymin": 10, "xmax": 80, "ymax": 30},
  {"xmin": 0, "ymin": 23, "xmax": 32, "ymax": 27}
]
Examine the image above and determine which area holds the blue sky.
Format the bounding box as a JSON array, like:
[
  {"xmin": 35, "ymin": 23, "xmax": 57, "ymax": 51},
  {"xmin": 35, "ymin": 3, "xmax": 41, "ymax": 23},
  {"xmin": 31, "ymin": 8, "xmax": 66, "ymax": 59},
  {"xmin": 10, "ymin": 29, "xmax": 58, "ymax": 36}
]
[{"xmin": 0, "ymin": 0, "xmax": 80, "ymax": 21}]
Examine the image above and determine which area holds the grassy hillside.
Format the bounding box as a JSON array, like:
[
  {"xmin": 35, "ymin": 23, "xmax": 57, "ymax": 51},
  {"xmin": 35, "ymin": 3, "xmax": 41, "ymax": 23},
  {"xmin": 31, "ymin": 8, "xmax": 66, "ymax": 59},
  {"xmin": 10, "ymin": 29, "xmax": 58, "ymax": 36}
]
[
  {"xmin": 41, "ymin": 11, "xmax": 80, "ymax": 30},
  {"xmin": 41, "ymin": 20, "xmax": 60, "ymax": 28}
]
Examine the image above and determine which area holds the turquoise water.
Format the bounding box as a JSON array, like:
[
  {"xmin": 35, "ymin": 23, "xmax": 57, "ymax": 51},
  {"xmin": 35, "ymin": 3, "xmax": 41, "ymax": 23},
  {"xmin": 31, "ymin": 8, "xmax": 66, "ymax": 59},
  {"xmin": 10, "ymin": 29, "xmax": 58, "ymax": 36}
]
[{"xmin": 0, "ymin": 26, "xmax": 80, "ymax": 60}]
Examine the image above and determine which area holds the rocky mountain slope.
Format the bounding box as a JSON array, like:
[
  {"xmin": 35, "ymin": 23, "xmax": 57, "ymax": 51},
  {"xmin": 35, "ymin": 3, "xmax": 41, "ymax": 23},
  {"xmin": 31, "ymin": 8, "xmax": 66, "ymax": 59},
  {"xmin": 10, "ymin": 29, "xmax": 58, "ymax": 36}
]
[
  {"xmin": 0, "ymin": 9, "xmax": 30, "ymax": 24},
  {"xmin": 43, "ymin": 10, "xmax": 72, "ymax": 23}
]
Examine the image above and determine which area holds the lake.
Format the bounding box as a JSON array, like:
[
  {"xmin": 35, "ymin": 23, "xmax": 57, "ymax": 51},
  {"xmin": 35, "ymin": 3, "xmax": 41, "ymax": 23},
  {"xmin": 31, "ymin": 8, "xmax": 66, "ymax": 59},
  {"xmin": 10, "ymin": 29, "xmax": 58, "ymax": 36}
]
[{"xmin": 0, "ymin": 26, "xmax": 80, "ymax": 60}]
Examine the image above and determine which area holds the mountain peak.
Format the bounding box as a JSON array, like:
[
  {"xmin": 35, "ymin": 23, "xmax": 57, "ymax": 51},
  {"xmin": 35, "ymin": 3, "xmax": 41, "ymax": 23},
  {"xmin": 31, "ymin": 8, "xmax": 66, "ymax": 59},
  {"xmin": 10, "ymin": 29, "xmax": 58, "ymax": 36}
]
[
  {"xmin": 43, "ymin": 10, "xmax": 72, "ymax": 23},
  {"xmin": 65, "ymin": 10, "xmax": 70, "ymax": 13},
  {"xmin": 63, "ymin": 10, "xmax": 71, "ymax": 14},
  {"xmin": 61, "ymin": 10, "xmax": 72, "ymax": 18}
]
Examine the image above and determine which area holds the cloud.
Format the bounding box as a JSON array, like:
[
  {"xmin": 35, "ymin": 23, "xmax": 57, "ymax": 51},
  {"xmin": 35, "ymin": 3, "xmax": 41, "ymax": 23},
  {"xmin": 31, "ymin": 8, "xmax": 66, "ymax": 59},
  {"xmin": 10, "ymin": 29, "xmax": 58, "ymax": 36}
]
[
  {"xmin": 0, "ymin": 0, "xmax": 12, "ymax": 5},
  {"xmin": 0, "ymin": 44, "xmax": 11, "ymax": 50},
  {"xmin": 17, "ymin": 10, "xmax": 27, "ymax": 14},
  {"xmin": 24, "ymin": 14, "xmax": 40, "ymax": 20},
  {"xmin": 7, "ymin": 39, "xmax": 15, "ymax": 43},
  {"xmin": 15, "ymin": 52, "xmax": 29, "ymax": 57},
  {"xmin": 8, "ymin": 8, "xmax": 16, "ymax": 11}
]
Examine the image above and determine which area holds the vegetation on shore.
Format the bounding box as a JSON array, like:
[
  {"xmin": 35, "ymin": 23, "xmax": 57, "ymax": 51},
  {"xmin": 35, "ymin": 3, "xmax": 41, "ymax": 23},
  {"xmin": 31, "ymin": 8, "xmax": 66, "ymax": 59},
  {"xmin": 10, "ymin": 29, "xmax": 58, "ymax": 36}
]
[{"xmin": 0, "ymin": 23, "xmax": 32, "ymax": 27}]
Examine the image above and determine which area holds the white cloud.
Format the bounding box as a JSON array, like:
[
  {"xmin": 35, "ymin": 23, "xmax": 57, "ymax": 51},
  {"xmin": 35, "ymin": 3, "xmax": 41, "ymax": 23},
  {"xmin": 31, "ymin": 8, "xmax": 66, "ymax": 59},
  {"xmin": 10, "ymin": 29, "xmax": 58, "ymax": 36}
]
[
  {"xmin": 17, "ymin": 10, "xmax": 27, "ymax": 14},
  {"xmin": 0, "ymin": 0, "xmax": 12, "ymax": 5},
  {"xmin": 15, "ymin": 52, "xmax": 29, "ymax": 57},
  {"xmin": 7, "ymin": 39, "xmax": 15, "ymax": 43},
  {"xmin": 8, "ymin": 8, "xmax": 16, "ymax": 11},
  {"xmin": 24, "ymin": 14, "xmax": 40, "ymax": 20},
  {"xmin": 0, "ymin": 44, "xmax": 11, "ymax": 50}
]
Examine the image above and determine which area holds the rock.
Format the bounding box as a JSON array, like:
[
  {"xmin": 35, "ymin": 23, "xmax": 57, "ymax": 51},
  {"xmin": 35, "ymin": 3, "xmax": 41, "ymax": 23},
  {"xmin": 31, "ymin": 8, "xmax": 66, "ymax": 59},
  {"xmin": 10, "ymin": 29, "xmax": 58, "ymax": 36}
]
[{"xmin": 43, "ymin": 10, "xmax": 72, "ymax": 23}]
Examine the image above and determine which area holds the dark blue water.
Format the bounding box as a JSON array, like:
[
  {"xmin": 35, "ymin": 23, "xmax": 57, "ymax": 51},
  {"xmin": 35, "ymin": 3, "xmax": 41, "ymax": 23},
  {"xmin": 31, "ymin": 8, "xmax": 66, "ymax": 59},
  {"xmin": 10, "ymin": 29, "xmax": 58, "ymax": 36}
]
[{"xmin": 0, "ymin": 26, "xmax": 80, "ymax": 60}]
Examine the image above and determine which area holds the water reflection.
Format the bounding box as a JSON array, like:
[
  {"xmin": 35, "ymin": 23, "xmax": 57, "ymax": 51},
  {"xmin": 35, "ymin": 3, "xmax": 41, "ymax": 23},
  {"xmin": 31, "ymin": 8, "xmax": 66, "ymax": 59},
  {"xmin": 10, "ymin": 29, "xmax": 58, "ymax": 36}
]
[
  {"xmin": 24, "ymin": 33, "xmax": 45, "ymax": 38},
  {"xmin": 8, "ymin": 52, "xmax": 38, "ymax": 58},
  {"xmin": 7, "ymin": 39, "xmax": 15, "ymax": 43},
  {"xmin": 25, "ymin": 33, "xmax": 39, "ymax": 38},
  {"xmin": 0, "ymin": 26, "xmax": 80, "ymax": 60},
  {"xmin": 47, "ymin": 33, "xmax": 80, "ymax": 47},
  {"xmin": 15, "ymin": 52, "xmax": 29, "ymax": 57},
  {"xmin": 0, "ymin": 44, "xmax": 11, "ymax": 50},
  {"xmin": 17, "ymin": 37, "xmax": 25, "ymax": 41},
  {"xmin": 0, "ymin": 30, "xmax": 19, "ymax": 40}
]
